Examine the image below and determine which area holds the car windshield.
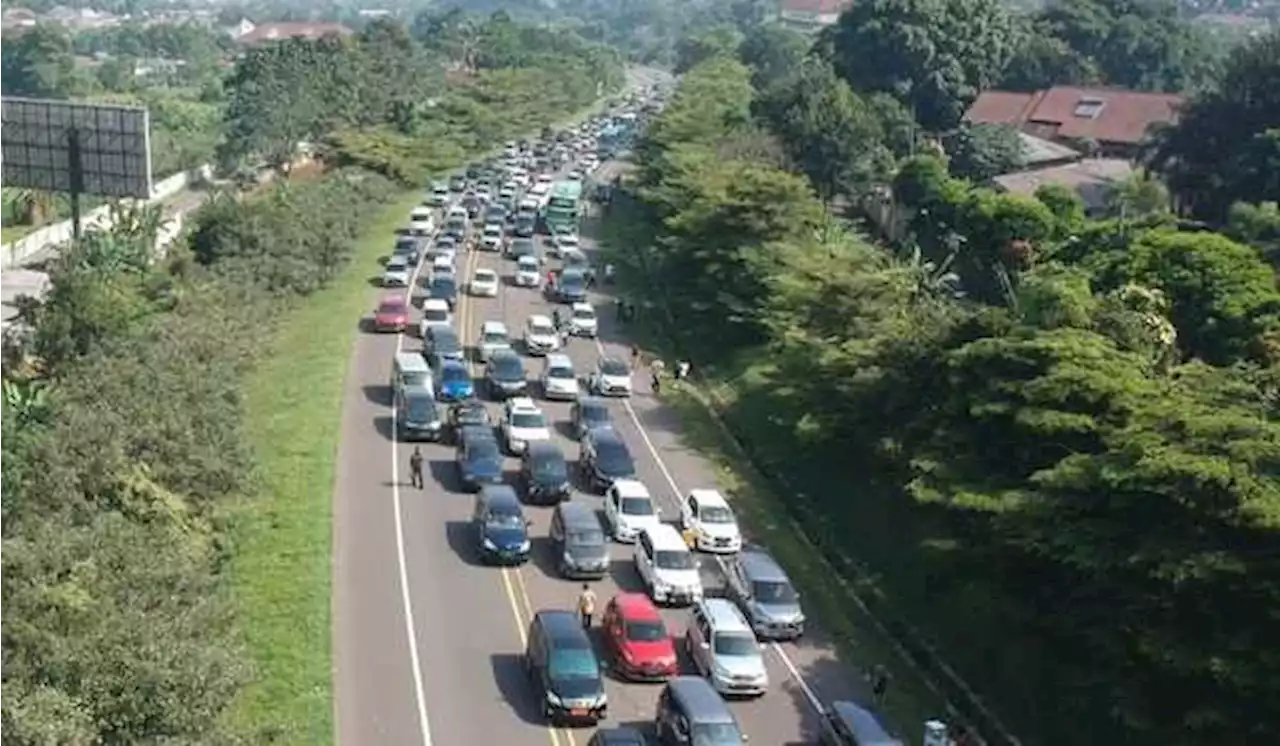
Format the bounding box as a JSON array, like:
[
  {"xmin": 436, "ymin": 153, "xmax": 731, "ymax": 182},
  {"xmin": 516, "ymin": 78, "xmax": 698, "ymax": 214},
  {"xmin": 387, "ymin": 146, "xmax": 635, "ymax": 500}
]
[
  {"xmin": 548, "ymin": 647, "xmax": 599, "ymax": 680},
  {"xmin": 406, "ymin": 396, "xmax": 436, "ymax": 420},
  {"xmin": 456, "ymin": 405, "xmax": 487, "ymax": 424},
  {"xmin": 655, "ymin": 550, "xmax": 695, "ymax": 570},
  {"xmin": 532, "ymin": 454, "xmax": 568, "ymax": 481},
  {"xmin": 484, "ymin": 226, "xmax": 502, "ymax": 236},
  {"xmin": 446, "ymin": 219, "xmax": 466, "ymax": 231},
  {"xmin": 753, "ymin": 579, "xmax": 799, "ymax": 604},
  {"xmin": 549, "ymin": 366, "xmax": 574, "ymax": 380},
  {"xmin": 386, "ymin": 259, "xmax": 407, "ymax": 269},
  {"xmin": 492, "ymin": 358, "xmax": 523, "ymax": 378},
  {"xmin": 483, "ymin": 331, "xmax": 509, "ymax": 345},
  {"xmin": 529, "ymin": 321, "xmax": 555, "ymax": 336},
  {"xmin": 561, "ymin": 272, "xmax": 584, "ymax": 287},
  {"xmin": 691, "ymin": 723, "xmax": 743, "ymax": 746},
  {"xmin": 475, "ymin": 271, "xmax": 497, "ymax": 282},
  {"xmin": 625, "ymin": 620, "xmax": 667, "ymax": 642},
  {"xmin": 511, "ymin": 412, "xmax": 545, "ymax": 429},
  {"xmin": 424, "ymin": 308, "xmax": 449, "ymax": 323},
  {"xmin": 484, "ymin": 508, "xmax": 524, "ymax": 529},
  {"xmin": 573, "ymin": 308, "xmax": 595, "ymax": 320},
  {"xmin": 621, "ymin": 497, "xmax": 653, "ymax": 516},
  {"xmin": 582, "ymin": 405, "xmax": 609, "ymax": 424},
  {"xmin": 568, "ymin": 528, "xmax": 603, "ymax": 545},
  {"xmin": 441, "ymin": 365, "xmax": 469, "ymax": 383},
  {"xmin": 713, "ymin": 633, "xmax": 758, "ymax": 657},
  {"xmin": 700, "ymin": 506, "xmax": 735, "ymax": 524},
  {"xmin": 432, "ymin": 331, "xmax": 460, "ymax": 351},
  {"xmin": 469, "ymin": 441, "xmax": 501, "ymax": 462},
  {"xmin": 600, "ymin": 360, "xmax": 628, "ymax": 376},
  {"xmin": 378, "ymin": 301, "xmax": 404, "ymax": 314}
]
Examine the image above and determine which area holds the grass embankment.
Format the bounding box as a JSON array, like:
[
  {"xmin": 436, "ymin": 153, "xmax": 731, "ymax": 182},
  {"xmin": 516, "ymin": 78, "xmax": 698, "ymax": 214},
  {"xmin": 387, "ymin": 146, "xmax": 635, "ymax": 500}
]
[
  {"xmin": 595, "ymin": 207, "xmax": 1008, "ymax": 743},
  {"xmin": 228, "ymin": 191, "xmax": 420, "ymax": 741}
]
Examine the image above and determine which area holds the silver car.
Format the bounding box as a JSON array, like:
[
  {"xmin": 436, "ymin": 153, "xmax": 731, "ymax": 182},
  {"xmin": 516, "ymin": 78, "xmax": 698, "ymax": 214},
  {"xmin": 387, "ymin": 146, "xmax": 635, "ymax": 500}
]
[
  {"xmin": 724, "ymin": 547, "xmax": 805, "ymax": 641},
  {"xmin": 685, "ymin": 598, "xmax": 768, "ymax": 697}
]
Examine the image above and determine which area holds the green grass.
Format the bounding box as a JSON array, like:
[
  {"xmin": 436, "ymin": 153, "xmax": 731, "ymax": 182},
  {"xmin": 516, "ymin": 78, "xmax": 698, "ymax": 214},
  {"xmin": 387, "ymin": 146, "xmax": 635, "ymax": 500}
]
[
  {"xmin": 227, "ymin": 190, "xmax": 420, "ymax": 742},
  {"xmin": 2, "ymin": 224, "xmax": 37, "ymax": 245}
]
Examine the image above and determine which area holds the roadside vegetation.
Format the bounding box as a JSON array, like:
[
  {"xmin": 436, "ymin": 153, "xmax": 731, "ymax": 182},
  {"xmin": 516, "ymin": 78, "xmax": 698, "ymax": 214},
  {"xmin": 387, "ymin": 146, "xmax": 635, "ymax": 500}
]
[
  {"xmin": 1, "ymin": 12, "xmax": 622, "ymax": 744},
  {"xmin": 605, "ymin": 16, "xmax": 1280, "ymax": 746}
]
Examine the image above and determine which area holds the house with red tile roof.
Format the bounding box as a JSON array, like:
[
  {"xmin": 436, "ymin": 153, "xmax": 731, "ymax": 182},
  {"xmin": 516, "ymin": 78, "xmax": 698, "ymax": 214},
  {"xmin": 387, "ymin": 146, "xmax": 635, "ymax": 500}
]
[
  {"xmin": 964, "ymin": 86, "xmax": 1183, "ymax": 159},
  {"xmin": 234, "ymin": 21, "xmax": 354, "ymax": 46},
  {"xmin": 775, "ymin": 0, "xmax": 853, "ymax": 34}
]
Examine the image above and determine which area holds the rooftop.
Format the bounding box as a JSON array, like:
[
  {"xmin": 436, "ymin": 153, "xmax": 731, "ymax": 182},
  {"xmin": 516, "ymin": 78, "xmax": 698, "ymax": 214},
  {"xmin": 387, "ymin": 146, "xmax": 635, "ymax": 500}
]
[
  {"xmin": 993, "ymin": 158, "xmax": 1135, "ymax": 213},
  {"xmin": 235, "ymin": 21, "xmax": 353, "ymax": 45},
  {"xmin": 965, "ymin": 86, "xmax": 1183, "ymax": 147}
]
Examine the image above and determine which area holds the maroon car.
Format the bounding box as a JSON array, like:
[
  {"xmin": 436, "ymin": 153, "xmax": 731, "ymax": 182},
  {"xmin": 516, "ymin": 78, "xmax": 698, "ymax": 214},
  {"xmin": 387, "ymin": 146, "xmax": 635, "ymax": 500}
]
[{"xmin": 373, "ymin": 295, "xmax": 409, "ymax": 332}]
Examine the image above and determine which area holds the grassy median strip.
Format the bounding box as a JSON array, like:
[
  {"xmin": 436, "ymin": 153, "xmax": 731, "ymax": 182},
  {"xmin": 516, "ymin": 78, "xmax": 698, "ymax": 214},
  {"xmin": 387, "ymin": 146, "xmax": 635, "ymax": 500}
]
[{"xmin": 228, "ymin": 190, "xmax": 420, "ymax": 742}]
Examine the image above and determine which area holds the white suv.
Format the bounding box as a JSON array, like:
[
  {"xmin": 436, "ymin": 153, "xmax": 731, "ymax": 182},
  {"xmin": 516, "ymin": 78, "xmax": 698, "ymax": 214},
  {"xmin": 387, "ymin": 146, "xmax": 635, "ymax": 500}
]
[
  {"xmin": 568, "ymin": 302, "xmax": 598, "ymax": 338},
  {"xmin": 679, "ymin": 489, "xmax": 742, "ymax": 554},
  {"xmin": 501, "ymin": 397, "xmax": 550, "ymax": 455},
  {"xmin": 634, "ymin": 524, "xmax": 702, "ymax": 606},
  {"xmin": 540, "ymin": 354, "xmax": 579, "ymax": 401},
  {"xmin": 478, "ymin": 320, "xmax": 512, "ymax": 362},
  {"xmin": 523, "ymin": 314, "xmax": 561, "ymax": 356},
  {"xmin": 605, "ymin": 479, "xmax": 661, "ymax": 543}
]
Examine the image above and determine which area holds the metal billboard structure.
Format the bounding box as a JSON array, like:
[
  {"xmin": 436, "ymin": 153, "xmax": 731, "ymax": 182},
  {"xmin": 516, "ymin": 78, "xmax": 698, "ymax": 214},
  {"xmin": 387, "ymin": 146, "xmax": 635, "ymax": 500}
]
[{"xmin": 2, "ymin": 97, "xmax": 154, "ymax": 239}]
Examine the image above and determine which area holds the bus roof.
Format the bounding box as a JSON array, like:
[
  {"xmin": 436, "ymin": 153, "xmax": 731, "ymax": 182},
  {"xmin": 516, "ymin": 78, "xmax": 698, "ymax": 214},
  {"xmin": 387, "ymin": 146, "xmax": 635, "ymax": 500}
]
[{"xmin": 550, "ymin": 181, "xmax": 583, "ymax": 200}]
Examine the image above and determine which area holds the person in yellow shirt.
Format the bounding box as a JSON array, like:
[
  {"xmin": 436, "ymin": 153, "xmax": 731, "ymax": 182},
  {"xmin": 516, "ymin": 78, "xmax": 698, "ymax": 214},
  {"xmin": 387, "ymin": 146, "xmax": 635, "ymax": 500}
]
[{"xmin": 577, "ymin": 583, "xmax": 597, "ymax": 629}]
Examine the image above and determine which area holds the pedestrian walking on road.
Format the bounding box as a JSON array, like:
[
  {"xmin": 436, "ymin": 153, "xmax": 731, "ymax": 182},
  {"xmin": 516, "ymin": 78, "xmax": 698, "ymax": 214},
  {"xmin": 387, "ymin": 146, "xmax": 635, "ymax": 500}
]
[
  {"xmin": 577, "ymin": 584, "xmax": 598, "ymax": 629},
  {"xmin": 675, "ymin": 360, "xmax": 691, "ymax": 381},
  {"xmin": 409, "ymin": 447, "xmax": 424, "ymax": 489},
  {"xmin": 869, "ymin": 664, "xmax": 891, "ymax": 705},
  {"xmin": 630, "ymin": 344, "xmax": 641, "ymax": 364}
]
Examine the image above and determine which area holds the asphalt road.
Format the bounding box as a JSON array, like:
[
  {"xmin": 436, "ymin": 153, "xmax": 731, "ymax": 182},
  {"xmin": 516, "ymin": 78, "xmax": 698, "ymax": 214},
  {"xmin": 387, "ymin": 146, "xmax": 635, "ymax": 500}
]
[{"xmin": 334, "ymin": 74, "xmax": 868, "ymax": 745}]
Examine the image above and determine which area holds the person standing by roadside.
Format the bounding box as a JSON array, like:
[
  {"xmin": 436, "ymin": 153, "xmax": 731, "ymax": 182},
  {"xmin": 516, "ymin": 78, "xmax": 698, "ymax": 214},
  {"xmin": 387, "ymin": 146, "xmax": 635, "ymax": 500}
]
[
  {"xmin": 409, "ymin": 447, "xmax": 424, "ymax": 489},
  {"xmin": 577, "ymin": 583, "xmax": 597, "ymax": 629}
]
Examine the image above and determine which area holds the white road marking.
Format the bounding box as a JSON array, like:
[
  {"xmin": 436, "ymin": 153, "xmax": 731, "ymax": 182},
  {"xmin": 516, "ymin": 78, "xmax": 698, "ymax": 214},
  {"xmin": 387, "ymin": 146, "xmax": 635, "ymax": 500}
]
[
  {"xmin": 587, "ymin": 251, "xmax": 826, "ymax": 715},
  {"xmin": 389, "ymin": 220, "xmax": 435, "ymax": 746}
]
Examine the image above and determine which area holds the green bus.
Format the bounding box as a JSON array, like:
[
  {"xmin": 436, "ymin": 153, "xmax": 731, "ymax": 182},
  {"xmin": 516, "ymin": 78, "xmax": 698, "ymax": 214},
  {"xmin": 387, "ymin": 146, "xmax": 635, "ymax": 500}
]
[{"xmin": 542, "ymin": 180, "xmax": 582, "ymax": 235}]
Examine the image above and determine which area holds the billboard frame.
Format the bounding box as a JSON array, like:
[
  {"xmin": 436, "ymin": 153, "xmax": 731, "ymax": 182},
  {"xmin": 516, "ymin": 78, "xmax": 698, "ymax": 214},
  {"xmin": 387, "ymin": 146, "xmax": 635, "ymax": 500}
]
[{"xmin": 1, "ymin": 97, "xmax": 154, "ymax": 239}]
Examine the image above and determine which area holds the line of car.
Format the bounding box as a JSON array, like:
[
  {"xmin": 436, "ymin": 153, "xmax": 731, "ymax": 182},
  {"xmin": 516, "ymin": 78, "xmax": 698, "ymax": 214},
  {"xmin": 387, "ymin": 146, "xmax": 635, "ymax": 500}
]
[{"xmin": 368, "ymin": 100, "xmax": 905, "ymax": 746}]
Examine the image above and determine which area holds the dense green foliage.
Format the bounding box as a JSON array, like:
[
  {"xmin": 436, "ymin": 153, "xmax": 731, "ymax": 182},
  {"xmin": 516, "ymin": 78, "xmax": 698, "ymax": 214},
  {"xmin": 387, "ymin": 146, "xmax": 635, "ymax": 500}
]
[
  {"xmin": 221, "ymin": 13, "xmax": 622, "ymax": 181},
  {"xmin": 615, "ymin": 51, "xmax": 1280, "ymax": 746}
]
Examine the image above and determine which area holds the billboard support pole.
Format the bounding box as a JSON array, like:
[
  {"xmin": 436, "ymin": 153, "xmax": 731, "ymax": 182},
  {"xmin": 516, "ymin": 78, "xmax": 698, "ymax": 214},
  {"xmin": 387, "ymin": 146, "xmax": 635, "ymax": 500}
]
[{"xmin": 67, "ymin": 127, "xmax": 84, "ymax": 241}]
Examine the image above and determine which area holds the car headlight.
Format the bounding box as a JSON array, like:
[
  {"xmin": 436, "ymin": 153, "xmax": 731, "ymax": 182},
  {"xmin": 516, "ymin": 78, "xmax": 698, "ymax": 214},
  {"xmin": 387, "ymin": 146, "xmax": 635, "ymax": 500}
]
[
  {"xmin": 546, "ymin": 691, "xmax": 562, "ymax": 706},
  {"xmin": 518, "ymin": 539, "xmax": 531, "ymax": 552},
  {"xmin": 483, "ymin": 538, "xmax": 497, "ymax": 551},
  {"xmin": 511, "ymin": 439, "xmax": 526, "ymax": 450}
]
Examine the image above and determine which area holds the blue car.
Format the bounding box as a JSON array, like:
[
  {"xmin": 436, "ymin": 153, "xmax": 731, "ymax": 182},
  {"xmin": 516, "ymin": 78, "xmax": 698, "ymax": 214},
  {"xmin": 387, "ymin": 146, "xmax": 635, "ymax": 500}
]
[
  {"xmin": 472, "ymin": 485, "xmax": 530, "ymax": 565},
  {"xmin": 436, "ymin": 359, "xmax": 475, "ymax": 401},
  {"xmin": 456, "ymin": 429, "xmax": 504, "ymax": 491}
]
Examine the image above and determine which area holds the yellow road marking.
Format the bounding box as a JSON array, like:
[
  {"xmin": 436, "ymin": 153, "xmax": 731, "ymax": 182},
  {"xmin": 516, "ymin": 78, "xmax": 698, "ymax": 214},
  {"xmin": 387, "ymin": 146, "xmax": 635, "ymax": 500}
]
[{"xmin": 455, "ymin": 227, "xmax": 571, "ymax": 746}]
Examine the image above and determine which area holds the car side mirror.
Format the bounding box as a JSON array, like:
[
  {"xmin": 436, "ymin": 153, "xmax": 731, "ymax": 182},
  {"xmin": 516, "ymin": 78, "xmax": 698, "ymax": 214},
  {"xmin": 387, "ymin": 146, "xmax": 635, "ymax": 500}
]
[{"xmin": 699, "ymin": 642, "xmax": 710, "ymax": 650}]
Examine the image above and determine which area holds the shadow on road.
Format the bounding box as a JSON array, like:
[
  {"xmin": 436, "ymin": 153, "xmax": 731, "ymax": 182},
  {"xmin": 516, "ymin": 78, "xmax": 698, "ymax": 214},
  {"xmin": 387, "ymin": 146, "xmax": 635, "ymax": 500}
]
[
  {"xmin": 608, "ymin": 558, "xmax": 648, "ymax": 594},
  {"xmin": 361, "ymin": 383, "xmax": 391, "ymax": 406},
  {"xmin": 527, "ymin": 535, "xmax": 566, "ymax": 581},
  {"xmin": 444, "ymin": 519, "xmax": 482, "ymax": 566},
  {"xmin": 428, "ymin": 459, "xmax": 466, "ymax": 493},
  {"xmin": 489, "ymin": 653, "xmax": 547, "ymax": 726},
  {"xmin": 373, "ymin": 415, "xmax": 395, "ymax": 442}
]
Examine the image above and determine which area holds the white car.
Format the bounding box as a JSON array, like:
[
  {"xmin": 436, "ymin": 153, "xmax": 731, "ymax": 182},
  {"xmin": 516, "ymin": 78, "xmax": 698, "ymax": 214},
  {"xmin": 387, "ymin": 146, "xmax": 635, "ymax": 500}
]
[
  {"xmin": 547, "ymin": 233, "xmax": 579, "ymax": 258},
  {"xmin": 567, "ymin": 170, "xmax": 584, "ymax": 182},
  {"xmin": 568, "ymin": 302, "xmax": 597, "ymax": 338},
  {"xmin": 523, "ymin": 314, "xmax": 561, "ymax": 356},
  {"xmin": 634, "ymin": 523, "xmax": 703, "ymax": 606},
  {"xmin": 605, "ymin": 479, "xmax": 662, "ymax": 543},
  {"xmin": 409, "ymin": 207, "xmax": 435, "ymax": 235},
  {"xmin": 431, "ymin": 254, "xmax": 454, "ymax": 275},
  {"xmin": 470, "ymin": 268, "xmax": 499, "ymax": 297},
  {"xmin": 478, "ymin": 320, "xmax": 512, "ymax": 362},
  {"xmin": 590, "ymin": 357, "xmax": 633, "ymax": 397},
  {"xmin": 501, "ymin": 397, "xmax": 551, "ymax": 455},
  {"xmin": 680, "ymin": 489, "xmax": 742, "ymax": 554},
  {"xmin": 479, "ymin": 223, "xmax": 504, "ymax": 251},
  {"xmin": 426, "ymin": 184, "xmax": 450, "ymax": 207},
  {"xmin": 540, "ymin": 354, "xmax": 579, "ymax": 401},
  {"xmin": 417, "ymin": 299, "xmax": 451, "ymax": 338},
  {"xmin": 514, "ymin": 255, "xmax": 541, "ymax": 287},
  {"xmin": 382, "ymin": 256, "xmax": 411, "ymax": 287},
  {"xmin": 529, "ymin": 181, "xmax": 551, "ymax": 198},
  {"xmin": 498, "ymin": 184, "xmax": 517, "ymax": 200}
]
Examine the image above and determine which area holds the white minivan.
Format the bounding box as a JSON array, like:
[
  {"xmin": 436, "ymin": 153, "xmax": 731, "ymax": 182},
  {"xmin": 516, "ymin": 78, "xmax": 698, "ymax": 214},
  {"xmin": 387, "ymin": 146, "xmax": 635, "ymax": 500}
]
[{"xmin": 634, "ymin": 523, "xmax": 703, "ymax": 606}]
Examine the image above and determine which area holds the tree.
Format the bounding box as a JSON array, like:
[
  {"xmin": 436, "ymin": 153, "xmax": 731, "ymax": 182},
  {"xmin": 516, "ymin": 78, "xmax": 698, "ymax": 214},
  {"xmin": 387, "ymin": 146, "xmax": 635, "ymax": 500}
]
[
  {"xmin": 737, "ymin": 24, "xmax": 810, "ymax": 92},
  {"xmin": 823, "ymin": 0, "xmax": 1022, "ymax": 130},
  {"xmin": 673, "ymin": 27, "xmax": 741, "ymax": 75},
  {"xmin": 1, "ymin": 25, "xmax": 78, "ymax": 98},
  {"xmin": 941, "ymin": 123, "xmax": 1025, "ymax": 181}
]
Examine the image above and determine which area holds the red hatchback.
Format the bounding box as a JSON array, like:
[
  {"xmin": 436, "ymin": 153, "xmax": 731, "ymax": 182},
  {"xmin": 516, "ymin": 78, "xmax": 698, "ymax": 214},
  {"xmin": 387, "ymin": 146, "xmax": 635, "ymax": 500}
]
[
  {"xmin": 602, "ymin": 593, "xmax": 679, "ymax": 681},
  {"xmin": 373, "ymin": 295, "xmax": 409, "ymax": 332}
]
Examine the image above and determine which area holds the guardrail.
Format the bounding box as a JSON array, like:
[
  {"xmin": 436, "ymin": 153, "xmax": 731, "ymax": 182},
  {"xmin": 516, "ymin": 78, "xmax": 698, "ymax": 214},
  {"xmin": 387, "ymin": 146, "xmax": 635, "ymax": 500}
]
[{"xmin": 2, "ymin": 165, "xmax": 209, "ymax": 269}]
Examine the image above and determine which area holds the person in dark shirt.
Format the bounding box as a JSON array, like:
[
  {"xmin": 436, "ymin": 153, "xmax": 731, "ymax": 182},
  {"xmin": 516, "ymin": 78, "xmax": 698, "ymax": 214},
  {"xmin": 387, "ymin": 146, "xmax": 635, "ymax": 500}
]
[{"xmin": 409, "ymin": 447, "xmax": 424, "ymax": 489}]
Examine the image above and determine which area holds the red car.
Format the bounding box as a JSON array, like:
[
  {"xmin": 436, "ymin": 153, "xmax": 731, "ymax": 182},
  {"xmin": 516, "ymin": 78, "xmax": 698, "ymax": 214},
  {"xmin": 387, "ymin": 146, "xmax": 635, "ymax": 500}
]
[
  {"xmin": 373, "ymin": 295, "xmax": 409, "ymax": 332},
  {"xmin": 601, "ymin": 593, "xmax": 679, "ymax": 681}
]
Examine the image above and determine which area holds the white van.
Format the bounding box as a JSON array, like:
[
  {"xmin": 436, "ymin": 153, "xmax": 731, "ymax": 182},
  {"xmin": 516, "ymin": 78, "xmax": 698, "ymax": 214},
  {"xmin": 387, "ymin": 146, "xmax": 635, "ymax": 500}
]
[
  {"xmin": 418, "ymin": 299, "xmax": 452, "ymax": 338},
  {"xmin": 634, "ymin": 523, "xmax": 703, "ymax": 606},
  {"xmin": 409, "ymin": 206, "xmax": 435, "ymax": 235},
  {"xmin": 392, "ymin": 352, "xmax": 434, "ymax": 398}
]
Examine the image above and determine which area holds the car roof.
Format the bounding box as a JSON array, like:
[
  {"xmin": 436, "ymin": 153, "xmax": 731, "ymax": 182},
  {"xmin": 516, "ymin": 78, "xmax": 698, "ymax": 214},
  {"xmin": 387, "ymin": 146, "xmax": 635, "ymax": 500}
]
[
  {"xmin": 506, "ymin": 396, "xmax": 538, "ymax": 411},
  {"xmin": 590, "ymin": 727, "xmax": 647, "ymax": 745},
  {"xmin": 643, "ymin": 523, "xmax": 687, "ymax": 550},
  {"xmin": 829, "ymin": 701, "xmax": 901, "ymax": 746},
  {"xmin": 701, "ymin": 598, "xmax": 751, "ymax": 632},
  {"xmin": 689, "ymin": 489, "xmax": 729, "ymax": 509},
  {"xmin": 490, "ymin": 349, "xmax": 522, "ymax": 363},
  {"xmin": 571, "ymin": 302, "xmax": 594, "ymax": 312},
  {"xmin": 481, "ymin": 320, "xmax": 508, "ymax": 333},
  {"xmin": 422, "ymin": 298, "xmax": 450, "ymax": 310},
  {"xmin": 665, "ymin": 677, "xmax": 737, "ymax": 723},
  {"xmin": 611, "ymin": 478, "xmax": 651, "ymax": 498},
  {"xmin": 386, "ymin": 256, "xmax": 408, "ymax": 266},
  {"xmin": 737, "ymin": 546, "xmax": 790, "ymax": 583},
  {"xmin": 589, "ymin": 427, "xmax": 625, "ymax": 445},
  {"xmin": 379, "ymin": 295, "xmax": 406, "ymax": 306},
  {"xmin": 461, "ymin": 425, "xmax": 497, "ymax": 442},
  {"xmin": 555, "ymin": 499, "xmax": 596, "ymax": 527},
  {"xmin": 528, "ymin": 314, "xmax": 553, "ymax": 326},
  {"xmin": 613, "ymin": 591, "xmax": 663, "ymax": 622},
  {"xmin": 480, "ymin": 485, "xmax": 522, "ymax": 509},
  {"xmin": 440, "ymin": 358, "xmax": 468, "ymax": 371},
  {"xmin": 474, "ymin": 268, "xmax": 498, "ymax": 277},
  {"xmin": 536, "ymin": 609, "xmax": 591, "ymax": 645},
  {"xmin": 546, "ymin": 353, "xmax": 574, "ymax": 367},
  {"xmin": 527, "ymin": 440, "xmax": 564, "ymax": 459}
]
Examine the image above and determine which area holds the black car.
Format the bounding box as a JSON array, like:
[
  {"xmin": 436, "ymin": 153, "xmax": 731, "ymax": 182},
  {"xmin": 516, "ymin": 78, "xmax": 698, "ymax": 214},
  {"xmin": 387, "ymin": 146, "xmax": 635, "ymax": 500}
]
[
  {"xmin": 586, "ymin": 728, "xmax": 647, "ymax": 746},
  {"xmin": 426, "ymin": 274, "xmax": 458, "ymax": 309},
  {"xmin": 396, "ymin": 389, "xmax": 442, "ymax": 441},
  {"xmin": 473, "ymin": 485, "xmax": 531, "ymax": 565},
  {"xmin": 580, "ymin": 428, "xmax": 636, "ymax": 492},
  {"xmin": 485, "ymin": 351, "xmax": 529, "ymax": 399},
  {"xmin": 462, "ymin": 196, "xmax": 482, "ymax": 220},
  {"xmin": 554, "ymin": 269, "xmax": 588, "ymax": 304},
  {"xmin": 571, "ymin": 397, "xmax": 613, "ymax": 440},
  {"xmin": 526, "ymin": 610, "xmax": 608, "ymax": 725},
  {"xmin": 506, "ymin": 237, "xmax": 537, "ymax": 260},
  {"xmin": 484, "ymin": 205, "xmax": 507, "ymax": 224},
  {"xmin": 514, "ymin": 215, "xmax": 536, "ymax": 238},
  {"xmin": 456, "ymin": 429, "xmax": 504, "ymax": 491},
  {"xmin": 520, "ymin": 442, "xmax": 572, "ymax": 505},
  {"xmin": 447, "ymin": 401, "xmax": 490, "ymax": 442},
  {"xmin": 423, "ymin": 325, "xmax": 463, "ymax": 361},
  {"xmin": 443, "ymin": 216, "xmax": 469, "ymax": 241}
]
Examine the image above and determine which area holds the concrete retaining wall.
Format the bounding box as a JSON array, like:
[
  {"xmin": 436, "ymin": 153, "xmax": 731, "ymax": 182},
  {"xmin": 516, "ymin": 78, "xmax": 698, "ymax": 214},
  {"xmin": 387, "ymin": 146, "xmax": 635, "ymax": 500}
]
[{"xmin": 1, "ymin": 166, "xmax": 208, "ymax": 269}]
